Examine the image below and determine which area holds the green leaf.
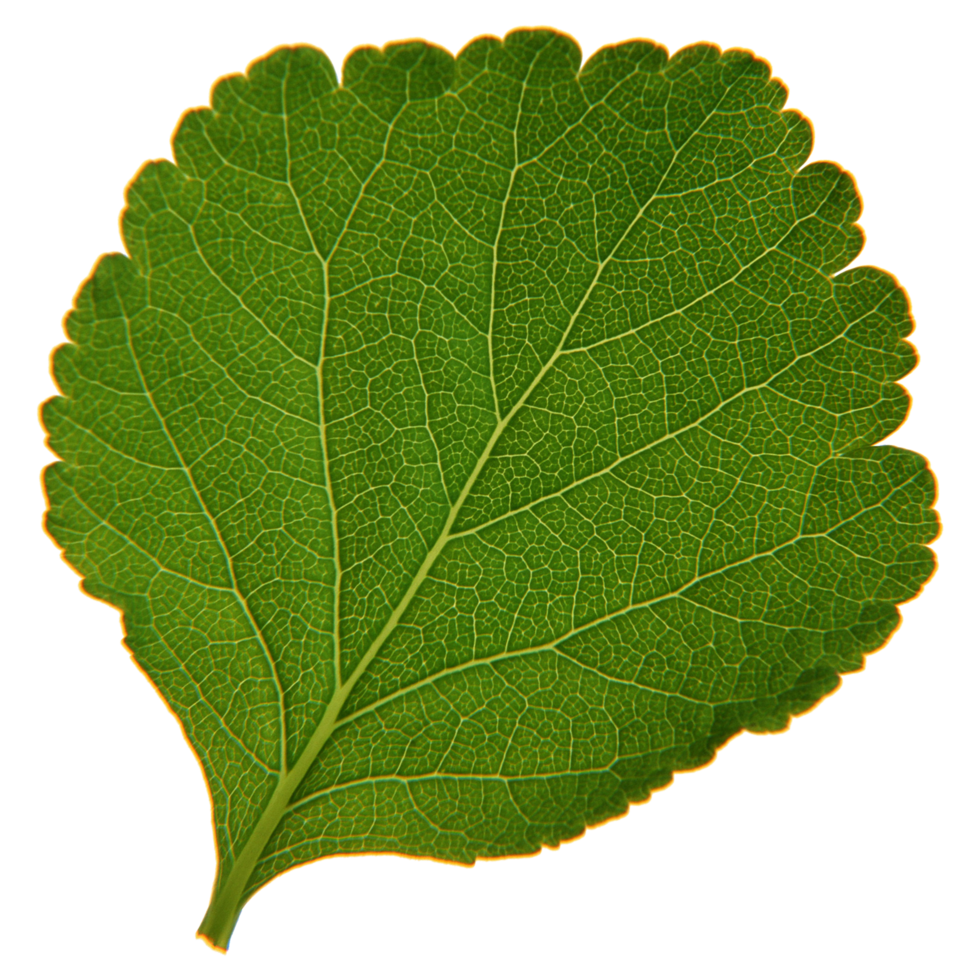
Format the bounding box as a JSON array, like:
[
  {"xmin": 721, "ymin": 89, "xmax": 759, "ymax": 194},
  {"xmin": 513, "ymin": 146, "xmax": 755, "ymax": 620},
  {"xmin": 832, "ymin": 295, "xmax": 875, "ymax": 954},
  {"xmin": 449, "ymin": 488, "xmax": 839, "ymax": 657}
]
[{"xmin": 42, "ymin": 29, "xmax": 937, "ymax": 949}]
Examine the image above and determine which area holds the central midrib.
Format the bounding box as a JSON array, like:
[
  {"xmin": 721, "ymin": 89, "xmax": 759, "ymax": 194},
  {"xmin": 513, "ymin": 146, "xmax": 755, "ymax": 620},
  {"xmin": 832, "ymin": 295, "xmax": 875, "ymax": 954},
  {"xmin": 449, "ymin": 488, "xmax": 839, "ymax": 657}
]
[{"xmin": 213, "ymin": 54, "xmax": 759, "ymax": 908}]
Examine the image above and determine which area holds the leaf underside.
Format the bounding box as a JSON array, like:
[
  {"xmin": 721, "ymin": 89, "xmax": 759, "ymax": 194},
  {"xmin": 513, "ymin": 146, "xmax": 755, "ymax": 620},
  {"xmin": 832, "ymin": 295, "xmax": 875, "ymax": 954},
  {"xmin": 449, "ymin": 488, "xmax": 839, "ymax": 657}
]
[{"xmin": 43, "ymin": 29, "xmax": 937, "ymax": 947}]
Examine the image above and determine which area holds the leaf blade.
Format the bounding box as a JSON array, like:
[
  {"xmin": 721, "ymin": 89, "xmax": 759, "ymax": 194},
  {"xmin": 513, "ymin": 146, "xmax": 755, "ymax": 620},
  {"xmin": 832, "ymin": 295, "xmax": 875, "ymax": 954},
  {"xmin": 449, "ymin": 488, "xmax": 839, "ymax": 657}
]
[{"xmin": 42, "ymin": 29, "xmax": 938, "ymax": 949}]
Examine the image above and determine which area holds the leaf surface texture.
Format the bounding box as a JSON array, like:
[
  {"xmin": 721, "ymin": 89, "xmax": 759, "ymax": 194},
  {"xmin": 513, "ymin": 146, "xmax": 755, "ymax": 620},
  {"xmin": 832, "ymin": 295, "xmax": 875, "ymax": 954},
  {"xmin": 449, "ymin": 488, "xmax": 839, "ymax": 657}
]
[{"xmin": 43, "ymin": 29, "xmax": 937, "ymax": 946}]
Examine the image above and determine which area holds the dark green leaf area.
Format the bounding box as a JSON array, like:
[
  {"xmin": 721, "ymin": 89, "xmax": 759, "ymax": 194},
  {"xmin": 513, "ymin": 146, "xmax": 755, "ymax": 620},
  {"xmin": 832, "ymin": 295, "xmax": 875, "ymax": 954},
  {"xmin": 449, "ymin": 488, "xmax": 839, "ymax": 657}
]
[{"xmin": 43, "ymin": 29, "xmax": 936, "ymax": 925}]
